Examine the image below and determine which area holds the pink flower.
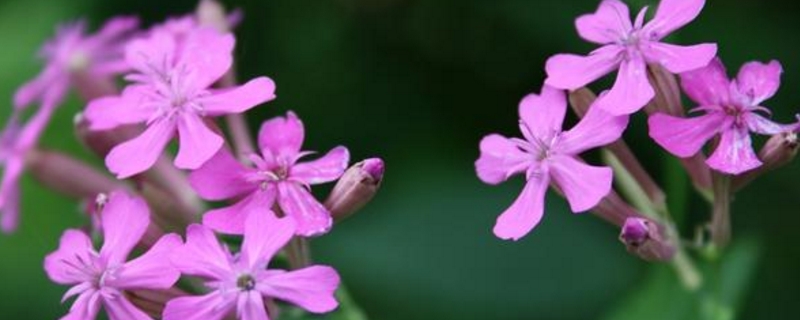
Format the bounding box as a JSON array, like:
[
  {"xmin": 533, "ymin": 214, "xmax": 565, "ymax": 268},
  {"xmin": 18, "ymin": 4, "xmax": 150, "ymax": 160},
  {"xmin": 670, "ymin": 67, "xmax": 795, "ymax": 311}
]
[
  {"xmin": 649, "ymin": 58, "xmax": 790, "ymax": 175},
  {"xmin": 44, "ymin": 191, "xmax": 181, "ymax": 320},
  {"xmin": 0, "ymin": 107, "xmax": 54, "ymax": 233},
  {"xmin": 163, "ymin": 210, "xmax": 340, "ymax": 320},
  {"xmin": 15, "ymin": 17, "xmax": 139, "ymax": 111},
  {"xmin": 475, "ymin": 86, "xmax": 628, "ymax": 240},
  {"xmin": 545, "ymin": 0, "xmax": 717, "ymax": 115},
  {"xmin": 84, "ymin": 26, "xmax": 276, "ymax": 178},
  {"xmin": 189, "ymin": 111, "xmax": 349, "ymax": 237}
]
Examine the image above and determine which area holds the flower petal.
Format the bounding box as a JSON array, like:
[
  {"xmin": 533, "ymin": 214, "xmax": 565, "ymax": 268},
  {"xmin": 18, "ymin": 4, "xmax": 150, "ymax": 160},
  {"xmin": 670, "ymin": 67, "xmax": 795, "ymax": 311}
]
[
  {"xmin": 106, "ymin": 119, "xmax": 175, "ymax": 179},
  {"xmin": 241, "ymin": 209, "xmax": 296, "ymax": 270},
  {"xmin": 290, "ymin": 146, "xmax": 349, "ymax": 185},
  {"xmin": 492, "ymin": 174, "xmax": 549, "ymax": 241},
  {"xmin": 202, "ymin": 186, "xmax": 277, "ymax": 235},
  {"xmin": 518, "ymin": 85, "xmax": 568, "ymax": 139},
  {"xmin": 559, "ymin": 100, "xmax": 629, "ymax": 154},
  {"xmin": 549, "ymin": 156, "xmax": 613, "ymax": 212},
  {"xmin": 110, "ymin": 234, "xmax": 181, "ymax": 290},
  {"xmin": 175, "ymin": 112, "xmax": 224, "ymax": 170},
  {"xmin": 13, "ymin": 64, "xmax": 62, "ymax": 109},
  {"xmin": 707, "ymin": 126, "xmax": 762, "ymax": 175},
  {"xmin": 643, "ymin": 42, "xmax": 717, "ymax": 74},
  {"xmin": 171, "ymin": 224, "xmax": 233, "ymax": 280},
  {"xmin": 735, "ymin": 60, "xmax": 783, "ymax": 106},
  {"xmin": 125, "ymin": 30, "xmax": 176, "ymax": 78},
  {"xmin": 99, "ymin": 191, "xmax": 151, "ymax": 265},
  {"xmin": 544, "ymin": 45, "xmax": 622, "ymax": 90},
  {"xmin": 595, "ymin": 56, "xmax": 654, "ymax": 115},
  {"xmin": 680, "ymin": 58, "xmax": 731, "ymax": 106},
  {"xmin": 61, "ymin": 290, "xmax": 102, "ymax": 320},
  {"xmin": 103, "ymin": 294, "xmax": 152, "ymax": 320},
  {"xmin": 648, "ymin": 112, "xmax": 729, "ymax": 158},
  {"xmin": 163, "ymin": 292, "xmax": 236, "ymax": 320},
  {"xmin": 575, "ymin": 0, "xmax": 631, "ymax": 44},
  {"xmin": 180, "ymin": 28, "xmax": 234, "ymax": 88},
  {"xmin": 236, "ymin": 290, "xmax": 269, "ymax": 320},
  {"xmin": 258, "ymin": 111, "xmax": 305, "ymax": 162},
  {"xmin": 189, "ymin": 148, "xmax": 257, "ymax": 201},
  {"xmin": 744, "ymin": 113, "xmax": 789, "ymax": 135},
  {"xmin": 0, "ymin": 158, "xmax": 24, "ymax": 233},
  {"xmin": 201, "ymin": 77, "xmax": 276, "ymax": 116},
  {"xmin": 644, "ymin": 0, "xmax": 706, "ymax": 38},
  {"xmin": 84, "ymin": 85, "xmax": 153, "ymax": 131},
  {"xmin": 257, "ymin": 266, "xmax": 340, "ymax": 313},
  {"xmin": 475, "ymin": 134, "xmax": 529, "ymax": 185},
  {"xmin": 277, "ymin": 182, "xmax": 332, "ymax": 237},
  {"xmin": 44, "ymin": 229, "xmax": 95, "ymax": 285}
]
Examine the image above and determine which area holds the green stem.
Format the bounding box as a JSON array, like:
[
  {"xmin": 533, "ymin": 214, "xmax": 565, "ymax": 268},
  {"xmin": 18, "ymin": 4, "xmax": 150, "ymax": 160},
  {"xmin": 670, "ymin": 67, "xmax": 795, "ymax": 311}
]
[{"xmin": 710, "ymin": 173, "xmax": 732, "ymax": 249}]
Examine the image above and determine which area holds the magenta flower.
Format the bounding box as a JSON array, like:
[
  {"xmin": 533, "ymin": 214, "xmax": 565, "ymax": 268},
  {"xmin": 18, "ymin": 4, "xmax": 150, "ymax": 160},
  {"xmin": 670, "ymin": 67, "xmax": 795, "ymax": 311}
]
[
  {"xmin": 649, "ymin": 58, "xmax": 789, "ymax": 175},
  {"xmin": 189, "ymin": 111, "xmax": 349, "ymax": 237},
  {"xmin": 44, "ymin": 191, "xmax": 181, "ymax": 320},
  {"xmin": 0, "ymin": 107, "xmax": 54, "ymax": 233},
  {"xmin": 545, "ymin": 0, "xmax": 717, "ymax": 115},
  {"xmin": 15, "ymin": 17, "xmax": 139, "ymax": 111},
  {"xmin": 475, "ymin": 86, "xmax": 628, "ymax": 240},
  {"xmin": 84, "ymin": 26, "xmax": 276, "ymax": 178},
  {"xmin": 163, "ymin": 210, "xmax": 340, "ymax": 320}
]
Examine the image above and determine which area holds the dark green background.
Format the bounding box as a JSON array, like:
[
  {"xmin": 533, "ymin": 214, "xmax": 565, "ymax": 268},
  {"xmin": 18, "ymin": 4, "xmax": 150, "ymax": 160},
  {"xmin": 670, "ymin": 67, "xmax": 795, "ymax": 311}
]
[{"xmin": 1, "ymin": 0, "xmax": 798, "ymax": 319}]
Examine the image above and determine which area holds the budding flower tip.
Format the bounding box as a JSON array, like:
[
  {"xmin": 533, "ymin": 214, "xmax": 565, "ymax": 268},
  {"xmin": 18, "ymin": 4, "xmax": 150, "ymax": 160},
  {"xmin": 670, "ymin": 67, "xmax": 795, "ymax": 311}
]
[
  {"xmin": 620, "ymin": 217, "xmax": 650, "ymax": 247},
  {"xmin": 361, "ymin": 158, "xmax": 385, "ymax": 182}
]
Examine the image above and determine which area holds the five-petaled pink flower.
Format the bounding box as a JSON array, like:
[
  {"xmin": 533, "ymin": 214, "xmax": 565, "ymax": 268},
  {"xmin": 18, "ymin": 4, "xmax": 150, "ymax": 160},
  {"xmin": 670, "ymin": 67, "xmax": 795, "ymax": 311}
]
[
  {"xmin": 0, "ymin": 107, "xmax": 54, "ymax": 233},
  {"xmin": 649, "ymin": 58, "xmax": 790, "ymax": 175},
  {"xmin": 545, "ymin": 0, "xmax": 717, "ymax": 115},
  {"xmin": 44, "ymin": 191, "xmax": 181, "ymax": 320},
  {"xmin": 84, "ymin": 26, "xmax": 276, "ymax": 178},
  {"xmin": 15, "ymin": 17, "xmax": 139, "ymax": 112},
  {"xmin": 163, "ymin": 209, "xmax": 340, "ymax": 320},
  {"xmin": 475, "ymin": 86, "xmax": 628, "ymax": 240},
  {"xmin": 189, "ymin": 111, "xmax": 349, "ymax": 237}
]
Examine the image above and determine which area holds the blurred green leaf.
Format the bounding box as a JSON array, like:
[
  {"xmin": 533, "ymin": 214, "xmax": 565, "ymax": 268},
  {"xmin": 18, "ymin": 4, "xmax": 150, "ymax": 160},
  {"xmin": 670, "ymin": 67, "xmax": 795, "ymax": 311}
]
[{"xmin": 602, "ymin": 239, "xmax": 760, "ymax": 320}]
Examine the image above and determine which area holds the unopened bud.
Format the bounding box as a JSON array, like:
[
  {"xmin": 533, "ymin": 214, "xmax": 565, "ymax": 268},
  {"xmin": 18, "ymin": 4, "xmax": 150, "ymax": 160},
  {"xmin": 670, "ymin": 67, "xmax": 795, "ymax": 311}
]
[
  {"xmin": 325, "ymin": 158, "xmax": 384, "ymax": 221},
  {"xmin": 645, "ymin": 63, "xmax": 684, "ymax": 116},
  {"xmin": 26, "ymin": 149, "xmax": 126, "ymax": 198},
  {"xmin": 619, "ymin": 217, "xmax": 676, "ymax": 262},
  {"xmin": 74, "ymin": 113, "xmax": 141, "ymax": 158},
  {"xmin": 733, "ymin": 131, "xmax": 798, "ymax": 191},
  {"xmin": 197, "ymin": 0, "xmax": 240, "ymax": 33}
]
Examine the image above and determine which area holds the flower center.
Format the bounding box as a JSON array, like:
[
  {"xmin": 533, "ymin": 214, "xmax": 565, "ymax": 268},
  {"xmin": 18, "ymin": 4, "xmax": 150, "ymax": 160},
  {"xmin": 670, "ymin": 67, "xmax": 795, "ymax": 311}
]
[{"xmin": 237, "ymin": 274, "xmax": 256, "ymax": 291}]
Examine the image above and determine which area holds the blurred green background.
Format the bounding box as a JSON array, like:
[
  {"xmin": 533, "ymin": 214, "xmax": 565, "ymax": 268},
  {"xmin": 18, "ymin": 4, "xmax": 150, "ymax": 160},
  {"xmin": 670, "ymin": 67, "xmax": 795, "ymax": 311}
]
[{"xmin": 2, "ymin": 0, "xmax": 799, "ymax": 319}]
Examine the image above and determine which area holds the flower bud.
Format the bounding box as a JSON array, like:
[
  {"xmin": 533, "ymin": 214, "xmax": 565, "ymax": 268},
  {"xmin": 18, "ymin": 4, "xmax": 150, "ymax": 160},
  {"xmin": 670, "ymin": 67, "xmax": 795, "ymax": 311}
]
[
  {"xmin": 325, "ymin": 158, "xmax": 384, "ymax": 221},
  {"xmin": 619, "ymin": 217, "xmax": 676, "ymax": 262},
  {"xmin": 733, "ymin": 131, "xmax": 799, "ymax": 191},
  {"xmin": 25, "ymin": 149, "xmax": 125, "ymax": 198},
  {"xmin": 74, "ymin": 112, "xmax": 141, "ymax": 158},
  {"xmin": 645, "ymin": 63, "xmax": 684, "ymax": 117},
  {"xmin": 196, "ymin": 0, "xmax": 242, "ymax": 33}
]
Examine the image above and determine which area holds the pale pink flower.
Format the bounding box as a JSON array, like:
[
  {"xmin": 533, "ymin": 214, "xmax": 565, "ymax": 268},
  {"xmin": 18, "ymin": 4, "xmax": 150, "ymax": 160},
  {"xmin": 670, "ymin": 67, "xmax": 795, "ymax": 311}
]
[
  {"xmin": 15, "ymin": 17, "xmax": 139, "ymax": 111},
  {"xmin": 649, "ymin": 58, "xmax": 790, "ymax": 175},
  {"xmin": 44, "ymin": 191, "xmax": 181, "ymax": 320},
  {"xmin": 189, "ymin": 111, "xmax": 349, "ymax": 237},
  {"xmin": 163, "ymin": 210, "xmax": 340, "ymax": 320},
  {"xmin": 475, "ymin": 86, "xmax": 628, "ymax": 240},
  {"xmin": 84, "ymin": 26, "xmax": 276, "ymax": 178},
  {"xmin": 545, "ymin": 0, "xmax": 717, "ymax": 115},
  {"xmin": 0, "ymin": 107, "xmax": 54, "ymax": 233}
]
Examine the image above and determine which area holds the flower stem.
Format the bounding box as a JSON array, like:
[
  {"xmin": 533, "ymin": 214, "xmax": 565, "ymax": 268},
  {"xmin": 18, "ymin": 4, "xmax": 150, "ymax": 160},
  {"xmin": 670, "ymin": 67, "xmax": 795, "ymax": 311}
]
[
  {"xmin": 671, "ymin": 245, "xmax": 703, "ymax": 291},
  {"xmin": 286, "ymin": 237, "xmax": 311, "ymax": 269},
  {"xmin": 710, "ymin": 172, "xmax": 732, "ymax": 249}
]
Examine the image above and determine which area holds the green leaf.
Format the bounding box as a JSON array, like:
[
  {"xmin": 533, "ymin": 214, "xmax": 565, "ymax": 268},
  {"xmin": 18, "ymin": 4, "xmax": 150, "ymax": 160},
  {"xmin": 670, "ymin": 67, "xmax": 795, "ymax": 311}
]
[{"xmin": 602, "ymin": 238, "xmax": 761, "ymax": 320}]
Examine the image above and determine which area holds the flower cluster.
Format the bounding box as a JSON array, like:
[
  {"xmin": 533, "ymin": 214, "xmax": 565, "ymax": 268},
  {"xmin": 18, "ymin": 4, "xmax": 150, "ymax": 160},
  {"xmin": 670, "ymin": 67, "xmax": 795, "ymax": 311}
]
[
  {"xmin": 475, "ymin": 0, "xmax": 798, "ymax": 274},
  {"xmin": 2, "ymin": 1, "xmax": 384, "ymax": 319}
]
